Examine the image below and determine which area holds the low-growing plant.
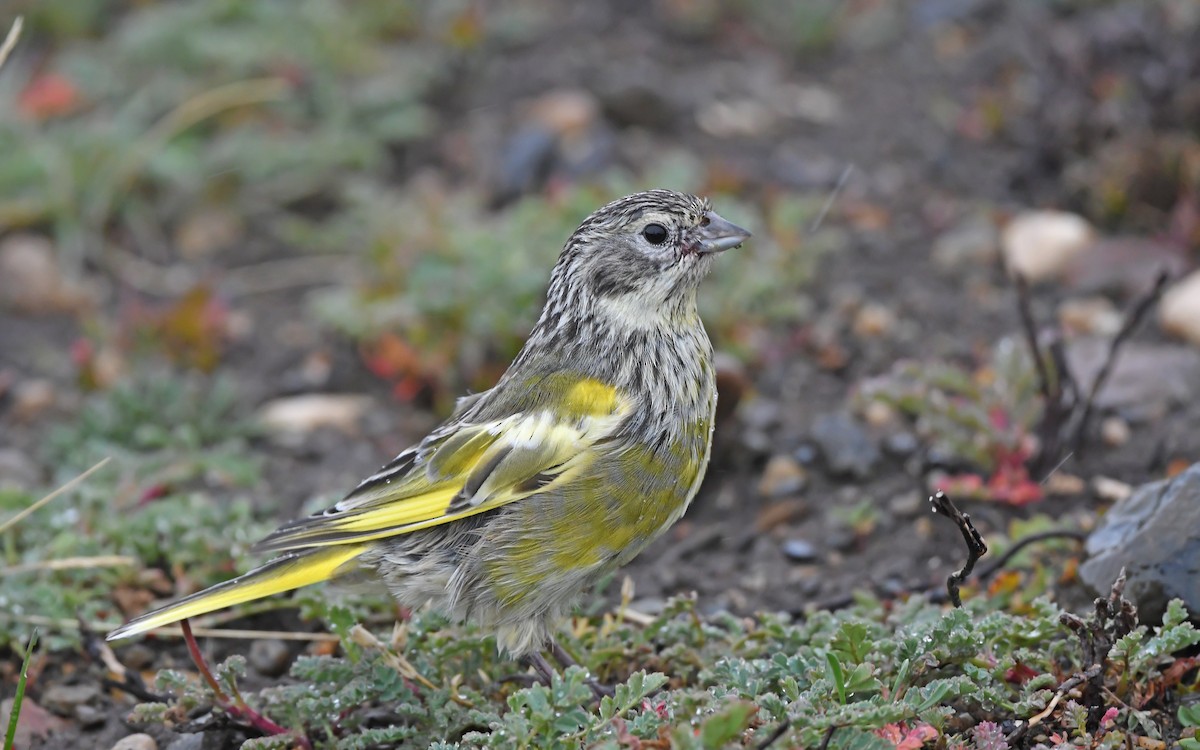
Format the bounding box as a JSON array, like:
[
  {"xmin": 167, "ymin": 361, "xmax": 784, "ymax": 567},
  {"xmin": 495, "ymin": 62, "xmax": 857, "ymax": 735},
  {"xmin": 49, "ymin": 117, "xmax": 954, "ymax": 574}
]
[
  {"xmin": 122, "ymin": 585, "xmax": 1200, "ymax": 749},
  {"xmin": 856, "ymin": 335, "xmax": 1046, "ymax": 505}
]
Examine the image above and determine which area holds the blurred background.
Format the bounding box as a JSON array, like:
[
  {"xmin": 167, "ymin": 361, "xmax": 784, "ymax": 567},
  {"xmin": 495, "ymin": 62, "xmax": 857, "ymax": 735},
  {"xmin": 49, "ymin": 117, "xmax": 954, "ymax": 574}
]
[{"xmin": 2, "ymin": 0, "xmax": 1200, "ymax": 744}]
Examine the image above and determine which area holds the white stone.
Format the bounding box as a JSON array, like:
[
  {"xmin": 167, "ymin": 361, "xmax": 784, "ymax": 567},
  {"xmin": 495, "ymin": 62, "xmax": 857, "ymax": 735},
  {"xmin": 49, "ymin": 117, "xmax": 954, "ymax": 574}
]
[
  {"xmin": 1159, "ymin": 269, "xmax": 1200, "ymax": 347},
  {"xmin": 1001, "ymin": 210, "xmax": 1094, "ymax": 281},
  {"xmin": 258, "ymin": 394, "xmax": 372, "ymax": 435}
]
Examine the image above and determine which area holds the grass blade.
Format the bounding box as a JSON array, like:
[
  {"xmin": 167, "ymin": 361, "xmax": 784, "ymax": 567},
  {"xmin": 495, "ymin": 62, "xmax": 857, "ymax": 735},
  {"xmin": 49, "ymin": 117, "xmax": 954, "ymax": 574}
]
[{"xmin": 4, "ymin": 629, "xmax": 39, "ymax": 750}]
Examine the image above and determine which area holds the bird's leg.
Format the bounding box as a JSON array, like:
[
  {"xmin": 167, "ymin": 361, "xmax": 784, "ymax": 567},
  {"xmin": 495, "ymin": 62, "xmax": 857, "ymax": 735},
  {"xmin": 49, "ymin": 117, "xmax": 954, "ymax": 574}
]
[
  {"xmin": 548, "ymin": 638, "xmax": 614, "ymax": 699},
  {"xmin": 548, "ymin": 639, "xmax": 579, "ymax": 670},
  {"xmin": 525, "ymin": 651, "xmax": 558, "ymax": 687}
]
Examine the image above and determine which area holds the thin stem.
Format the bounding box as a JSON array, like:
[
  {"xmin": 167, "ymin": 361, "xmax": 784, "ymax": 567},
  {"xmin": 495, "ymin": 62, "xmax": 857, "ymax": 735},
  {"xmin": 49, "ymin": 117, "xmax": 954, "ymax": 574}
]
[{"xmin": 928, "ymin": 492, "xmax": 988, "ymax": 607}]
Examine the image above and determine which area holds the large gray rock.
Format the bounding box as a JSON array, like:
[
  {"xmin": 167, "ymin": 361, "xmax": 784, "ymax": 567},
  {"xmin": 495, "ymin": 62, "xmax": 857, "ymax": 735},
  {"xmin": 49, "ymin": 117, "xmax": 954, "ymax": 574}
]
[{"xmin": 1080, "ymin": 463, "xmax": 1200, "ymax": 621}]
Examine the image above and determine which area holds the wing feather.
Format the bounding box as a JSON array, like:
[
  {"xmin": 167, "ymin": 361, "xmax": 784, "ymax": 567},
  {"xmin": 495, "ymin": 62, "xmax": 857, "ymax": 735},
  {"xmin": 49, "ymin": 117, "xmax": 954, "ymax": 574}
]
[{"xmin": 254, "ymin": 380, "xmax": 629, "ymax": 554}]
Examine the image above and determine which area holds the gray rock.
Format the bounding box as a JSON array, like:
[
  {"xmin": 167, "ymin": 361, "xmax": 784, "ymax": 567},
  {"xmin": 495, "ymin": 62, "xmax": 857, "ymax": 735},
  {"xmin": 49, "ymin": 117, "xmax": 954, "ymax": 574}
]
[
  {"xmin": 249, "ymin": 639, "xmax": 293, "ymax": 678},
  {"xmin": 42, "ymin": 683, "xmax": 99, "ymax": 715},
  {"xmin": 811, "ymin": 413, "xmax": 880, "ymax": 480},
  {"xmin": 1065, "ymin": 339, "xmax": 1200, "ymax": 417},
  {"xmin": 1080, "ymin": 462, "xmax": 1200, "ymax": 621}
]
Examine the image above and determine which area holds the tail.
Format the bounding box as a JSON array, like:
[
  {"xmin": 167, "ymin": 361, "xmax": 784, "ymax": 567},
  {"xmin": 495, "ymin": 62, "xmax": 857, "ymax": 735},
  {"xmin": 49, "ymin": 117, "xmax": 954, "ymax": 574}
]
[{"xmin": 106, "ymin": 544, "xmax": 367, "ymax": 640}]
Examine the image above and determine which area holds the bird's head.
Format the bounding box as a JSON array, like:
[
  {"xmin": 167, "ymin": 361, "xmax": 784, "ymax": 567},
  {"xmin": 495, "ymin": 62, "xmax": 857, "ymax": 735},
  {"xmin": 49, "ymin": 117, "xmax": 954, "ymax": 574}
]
[{"xmin": 550, "ymin": 190, "xmax": 751, "ymax": 324}]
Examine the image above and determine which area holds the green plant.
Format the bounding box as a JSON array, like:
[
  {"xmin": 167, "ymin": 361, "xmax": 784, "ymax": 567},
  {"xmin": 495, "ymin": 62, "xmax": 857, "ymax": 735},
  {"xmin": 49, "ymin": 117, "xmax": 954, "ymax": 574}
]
[
  {"xmin": 2, "ymin": 629, "xmax": 37, "ymax": 750},
  {"xmin": 857, "ymin": 336, "xmax": 1046, "ymax": 505}
]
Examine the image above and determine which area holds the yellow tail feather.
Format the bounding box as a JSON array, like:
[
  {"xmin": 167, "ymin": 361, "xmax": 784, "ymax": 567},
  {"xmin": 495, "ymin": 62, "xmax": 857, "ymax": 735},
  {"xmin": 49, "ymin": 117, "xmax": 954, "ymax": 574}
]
[{"xmin": 106, "ymin": 544, "xmax": 366, "ymax": 640}]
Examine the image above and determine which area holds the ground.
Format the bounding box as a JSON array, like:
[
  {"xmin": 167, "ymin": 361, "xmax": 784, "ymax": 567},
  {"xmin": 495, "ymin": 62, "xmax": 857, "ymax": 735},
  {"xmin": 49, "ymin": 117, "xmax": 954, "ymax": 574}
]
[{"xmin": 2, "ymin": 1, "xmax": 1199, "ymax": 748}]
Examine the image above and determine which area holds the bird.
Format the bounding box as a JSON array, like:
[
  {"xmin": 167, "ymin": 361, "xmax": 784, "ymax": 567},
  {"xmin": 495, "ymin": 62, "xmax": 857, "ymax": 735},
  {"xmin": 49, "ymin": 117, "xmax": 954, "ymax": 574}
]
[{"xmin": 107, "ymin": 189, "xmax": 751, "ymax": 684}]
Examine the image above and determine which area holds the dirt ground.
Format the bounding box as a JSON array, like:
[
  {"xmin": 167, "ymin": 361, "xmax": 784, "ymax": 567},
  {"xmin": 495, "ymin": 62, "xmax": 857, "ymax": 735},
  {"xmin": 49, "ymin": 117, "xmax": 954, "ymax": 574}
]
[{"xmin": 3, "ymin": 1, "xmax": 1200, "ymax": 747}]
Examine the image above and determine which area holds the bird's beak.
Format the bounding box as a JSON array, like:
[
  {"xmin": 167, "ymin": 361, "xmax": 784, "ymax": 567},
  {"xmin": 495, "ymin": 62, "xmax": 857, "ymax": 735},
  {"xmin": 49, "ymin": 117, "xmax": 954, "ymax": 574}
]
[{"xmin": 693, "ymin": 211, "xmax": 752, "ymax": 255}]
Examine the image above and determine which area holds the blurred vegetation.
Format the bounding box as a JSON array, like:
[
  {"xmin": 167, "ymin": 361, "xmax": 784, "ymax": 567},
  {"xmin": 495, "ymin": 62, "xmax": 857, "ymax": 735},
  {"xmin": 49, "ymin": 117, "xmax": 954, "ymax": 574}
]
[
  {"xmin": 1, "ymin": 0, "xmax": 837, "ymax": 400},
  {"xmin": 0, "ymin": 377, "xmax": 271, "ymax": 651}
]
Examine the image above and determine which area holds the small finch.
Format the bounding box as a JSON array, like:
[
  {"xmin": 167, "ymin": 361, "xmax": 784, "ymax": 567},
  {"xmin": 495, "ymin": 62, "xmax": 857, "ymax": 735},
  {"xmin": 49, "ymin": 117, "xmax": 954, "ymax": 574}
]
[{"xmin": 108, "ymin": 190, "xmax": 751, "ymax": 681}]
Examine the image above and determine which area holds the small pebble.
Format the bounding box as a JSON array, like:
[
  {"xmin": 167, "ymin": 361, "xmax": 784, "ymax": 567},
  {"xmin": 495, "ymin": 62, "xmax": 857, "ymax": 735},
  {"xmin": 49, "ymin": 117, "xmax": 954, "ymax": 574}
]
[
  {"xmin": 75, "ymin": 703, "xmax": 106, "ymax": 729},
  {"xmin": 757, "ymin": 454, "xmax": 808, "ymax": 498},
  {"xmin": 883, "ymin": 431, "xmax": 919, "ymax": 458},
  {"xmin": 861, "ymin": 400, "xmax": 896, "ymax": 427},
  {"xmin": 781, "ymin": 539, "xmax": 819, "ymax": 563},
  {"xmin": 793, "ymin": 443, "xmax": 819, "ymax": 465},
  {"xmin": 258, "ymin": 394, "xmax": 372, "ymax": 436},
  {"xmin": 811, "ymin": 412, "xmax": 880, "ymax": 480},
  {"xmin": 249, "ymin": 639, "xmax": 293, "ymax": 678},
  {"xmin": 164, "ymin": 734, "xmax": 205, "ymax": 750},
  {"xmin": 852, "ymin": 303, "xmax": 896, "ymax": 338},
  {"xmin": 10, "ymin": 378, "xmax": 55, "ymax": 422},
  {"xmin": 1058, "ymin": 296, "xmax": 1122, "ymax": 337},
  {"xmin": 1093, "ymin": 476, "xmax": 1133, "ymax": 503},
  {"xmin": 0, "ymin": 233, "xmax": 83, "ymax": 313},
  {"xmin": 111, "ymin": 734, "xmax": 157, "ymax": 750},
  {"xmin": 0, "ymin": 449, "xmax": 40, "ymax": 491},
  {"xmin": 628, "ymin": 597, "xmax": 666, "ymax": 616},
  {"xmin": 1001, "ymin": 210, "xmax": 1094, "ymax": 282},
  {"xmin": 42, "ymin": 683, "xmax": 99, "ymax": 715},
  {"xmin": 1100, "ymin": 416, "xmax": 1131, "ymax": 447},
  {"xmin": 119, "ymin": 643, "xmax": 157, "ymax": 671},
  {"xmin": 931, "ymin": 216, "xmax": 1000, "ymax": 269},
  {"xmin": 888, "ymin": 491, "xmax": 923, "ymax": 517}
]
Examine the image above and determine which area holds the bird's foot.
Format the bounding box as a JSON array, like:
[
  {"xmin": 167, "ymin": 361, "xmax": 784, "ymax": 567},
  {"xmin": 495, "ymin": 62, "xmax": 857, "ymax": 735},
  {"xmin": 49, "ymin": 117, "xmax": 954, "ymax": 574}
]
[{"xmin": 548, "ymin": 639, "xmax": 614, "ymax": 700}]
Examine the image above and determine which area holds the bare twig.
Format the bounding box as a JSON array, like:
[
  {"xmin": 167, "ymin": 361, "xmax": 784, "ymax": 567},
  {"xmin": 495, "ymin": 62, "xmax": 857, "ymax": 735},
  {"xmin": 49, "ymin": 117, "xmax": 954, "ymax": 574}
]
[
  {"xmin": 0, "ymin": 16, "xmax": 22, "ymax": 71},
  {"xmin": 976, "ymin": 529, "xmax": 1087, "ymax": 581},
  {"xmin": 928, "ymin": 492, "xmax": 988, "ymax": 607},
  {"xmin": 1, "ymin": 555, "xmax": 135, "ymax": 576},
  {"xmin": 1018, "ymin": 270, "xmax": 1171, "ymax": 474},
  {"xmin": 0, "ymin": 458, "xmax": 112, "ymax": 535},
  {"xmin": 810, "ymin": 164, "xmax": 855, "ymax": 232},
  {"xmin": 1006, "ymin": 662, "xmax": 1104, "ymax": 744},
  {"xmin": 1068, "ymin": 270, "xmax": 1171, "ymax": 452},
  {"xmin": 1015, "ymin": 275, "xmax": 1072, "ymax": 474}
]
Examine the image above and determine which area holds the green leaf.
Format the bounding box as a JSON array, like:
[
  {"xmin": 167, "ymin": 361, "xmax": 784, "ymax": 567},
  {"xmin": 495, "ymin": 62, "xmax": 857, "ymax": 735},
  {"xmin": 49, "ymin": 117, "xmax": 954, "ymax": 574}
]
[
  {"xmin": 699, "ymin": 701, "xmax": 756, "ymax": 750},
  {"xmin": 827, "ymin": 652, "xmax": 848, "ymax": 704},
  {"xmin": 1178, "ymin": 703, "xmax": 1200, "ymax": 728}
]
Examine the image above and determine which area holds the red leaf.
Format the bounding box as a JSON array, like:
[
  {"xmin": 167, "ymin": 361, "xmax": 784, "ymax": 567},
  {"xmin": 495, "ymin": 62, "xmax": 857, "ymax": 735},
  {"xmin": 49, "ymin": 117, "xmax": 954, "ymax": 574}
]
[
  {"xmin": 1004, "ymin": 661, "xmax": 1039, "ymax": 685},
  {"xmin": 19, "ymin": 73, "xmax": 82, "ymax": 120}
]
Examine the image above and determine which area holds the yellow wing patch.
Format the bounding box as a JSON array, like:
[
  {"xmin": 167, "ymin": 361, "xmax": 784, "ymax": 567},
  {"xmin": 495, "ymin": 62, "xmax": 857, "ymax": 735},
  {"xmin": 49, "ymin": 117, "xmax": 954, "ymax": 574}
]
[{"xmin": 254, "ymin": 378, "xmax": 631, "ymax": 553}]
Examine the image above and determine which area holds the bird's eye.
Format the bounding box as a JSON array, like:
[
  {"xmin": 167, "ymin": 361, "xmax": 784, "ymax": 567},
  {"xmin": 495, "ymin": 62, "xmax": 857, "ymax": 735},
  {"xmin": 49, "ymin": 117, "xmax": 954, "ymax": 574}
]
[{"xmin": 641, "ymin": 223, "xmax": 668, "ymax": 245}]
